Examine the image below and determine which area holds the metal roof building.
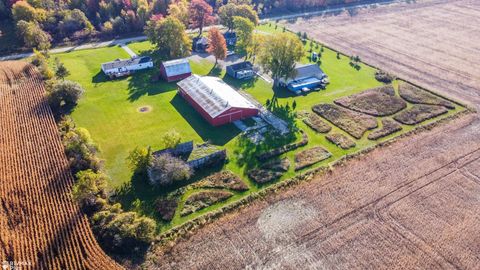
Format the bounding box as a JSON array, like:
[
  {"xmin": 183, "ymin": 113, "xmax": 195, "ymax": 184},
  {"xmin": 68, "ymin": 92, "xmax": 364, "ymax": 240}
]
[
  {"xmin": 278, "ymin": 63, "xmax": 328, "ymax": 94},
  {"xmin": 177, "ymin": 75, "xmax": 259, "ymax": 126},
  {"xmin": 101, "ymin": 56, "xmax": 153, "ymax": 78},
  {"xmin": 160, "ymin": 58, "xmax": 192, "ymax": 82}
]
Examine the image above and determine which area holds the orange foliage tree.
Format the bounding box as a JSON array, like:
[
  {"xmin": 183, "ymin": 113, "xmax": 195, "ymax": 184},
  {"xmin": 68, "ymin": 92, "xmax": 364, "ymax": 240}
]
[{"xmin": 207, "ymin": 27, "xmax": 227, "ymax": 66}]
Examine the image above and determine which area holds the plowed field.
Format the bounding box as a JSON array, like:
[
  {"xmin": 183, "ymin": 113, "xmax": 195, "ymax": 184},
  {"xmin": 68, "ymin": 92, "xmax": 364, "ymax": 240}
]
[
  {"xmin": 0, "ymin": 61, "xmax": 121, "ymax": 269},
  {"xmin": 146, "ymin": 1, "xmax": 480, "ymax": 269}
]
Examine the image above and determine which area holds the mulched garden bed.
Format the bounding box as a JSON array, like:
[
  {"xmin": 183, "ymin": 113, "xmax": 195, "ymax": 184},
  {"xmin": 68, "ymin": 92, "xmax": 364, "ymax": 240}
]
[
  {"xmin": 326, "ymin": 133, "xmax": 356, "ymax": 150},
  {"xmin": 393, "ymin": 104, "xmax": 448, "ymax": 125},
  {"xmin": 312, "ymin": 103, "xmax": 378, "ymax": 139},
  {"xmin": 192, "ymin": 171, "xmax": 249, "ymax": 191},
  {"xmin": 294, "ymin": 147, "xmax": 332, "ymax": 171},
  {"xmin": 155, "ymin": 198, "xmax": 178, "ymax": 221},
  {"xmin": 334, "ymin": 85, "xmax": 407, "ymax": 116},
  {"xmin": 398, "ymin": 83, "xmax": 455, "ymax": 109},
  {"xmin": 368, "ymin": 118, "xmax": 403, "ymax": 140},
  {"xmin": 181, "ymin": 190, "xmax": 233, "ymax": 216},
  {"xmin": 303, "ymin": 112, "xmax": 332, "ymax": 133},
  {"xmin": 248, "ymin": 169, "xmax": 284, "ymax": 184}
]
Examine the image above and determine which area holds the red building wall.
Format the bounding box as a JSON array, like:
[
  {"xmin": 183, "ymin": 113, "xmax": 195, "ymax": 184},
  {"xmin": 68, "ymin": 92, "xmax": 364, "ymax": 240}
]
[{"xmin": 178, "ymin": 86, "xmax": 259, "ymax": 126}]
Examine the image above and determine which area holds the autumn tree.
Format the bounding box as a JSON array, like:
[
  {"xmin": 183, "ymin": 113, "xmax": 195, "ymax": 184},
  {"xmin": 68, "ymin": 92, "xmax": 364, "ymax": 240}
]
[
  {"xmin": 189, "ymin": 0, "xmax": 215, "ymax": 36},
  {"xmin": 218, "ymin": 3, "xmax": 258, "ymax": 31},
  {"xmin": 145, "ymin": 16, "xmax": 192, "ymax": 59},
  {"xmin": 168, "ymin": 0, "xmax": 189, "ymax": 27},
  {"xmin": 258, "ymin": 33, "xmax": 304, "ymax": 87},
  {"xmin": 246, "ymin": 33, "xmax": 265, "ymax": 63},
  {"xmin": 233, "ymin": 16, "xmax": 254, "ymax": 54},
  {"xmin": 207, "ymin": 27, "xmax": 227, "ymax": 66},
  {"xmin": 16, "ymin": 20, "xmax": 51, "ymax": 51}
]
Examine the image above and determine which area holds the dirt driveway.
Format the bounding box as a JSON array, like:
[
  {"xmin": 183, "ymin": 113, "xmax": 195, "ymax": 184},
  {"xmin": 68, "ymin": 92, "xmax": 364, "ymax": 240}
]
[{"xmin": 146, "ymin": 1, "xmax": 480, "ymax": 269}]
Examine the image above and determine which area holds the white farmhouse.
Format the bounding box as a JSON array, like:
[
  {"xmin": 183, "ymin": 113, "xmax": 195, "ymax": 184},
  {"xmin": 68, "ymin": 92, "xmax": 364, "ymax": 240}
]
[{"xmin": 101, "ymin": 56, "xmax": 153, "ymax": 78}]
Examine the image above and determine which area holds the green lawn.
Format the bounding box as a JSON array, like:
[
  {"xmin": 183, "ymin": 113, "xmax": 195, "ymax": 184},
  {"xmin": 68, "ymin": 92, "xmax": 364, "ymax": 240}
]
[{"xmin": 53, "ymin": 24, "xmax": 465, "ymax": 233}]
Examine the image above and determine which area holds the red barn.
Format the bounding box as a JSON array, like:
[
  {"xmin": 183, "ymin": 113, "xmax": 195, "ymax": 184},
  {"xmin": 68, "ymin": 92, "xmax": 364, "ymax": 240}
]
[
  {"xmin": 160, "ymin": 58, "xmax": 192, "ymax": 82},
  {"xmin": 177, "ymin": 75, "xmax": 259, "ymax": 126}
]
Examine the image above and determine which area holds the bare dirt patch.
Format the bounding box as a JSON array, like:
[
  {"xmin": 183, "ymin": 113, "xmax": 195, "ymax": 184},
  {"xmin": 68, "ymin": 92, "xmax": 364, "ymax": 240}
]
[
  {"xmin": 399, "ymin": 82, "xmax": 456, "ymax": 109},
  {"xmin": 394, "ymin": 104, "xmax": 448, "ymax": 125},
  {"xmin": 334, "ymin": 85, "xmax": 407, "ymax": 116},
  {"xmin": 137, "ymin": 105, "xmax": 152, "ymax": 113},
  {"xmin": 326, "ymin": 132, "xmax": 356, "ymax": 149},
  {"xmin": 294, "ymin": 146, "xmax": 331, "ymax": 171},
  {"xmin": 312, "ymin": 103, "xmax": 378, "ymax": 139},
  {"xmin": 368, "ymin": 118, "xmax": 403, "ymax": 140}
]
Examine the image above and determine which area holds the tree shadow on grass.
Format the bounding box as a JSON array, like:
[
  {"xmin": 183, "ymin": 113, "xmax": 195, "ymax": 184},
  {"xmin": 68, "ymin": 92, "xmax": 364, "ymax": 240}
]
[
  {"xmin": 127, "ymin": 69, "xmax": 177, "ymax": 101},
  {"xmin": 170, "ymin": 94, "xmax": 241, "ymax": 146},
  {"xmin": 92, "ymin": 70, "xmax": 110, "ymax": 84}
]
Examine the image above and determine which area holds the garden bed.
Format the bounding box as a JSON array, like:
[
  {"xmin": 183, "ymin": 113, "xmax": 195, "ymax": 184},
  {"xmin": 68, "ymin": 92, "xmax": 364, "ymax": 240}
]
[
  {"xmin": 312, "ymin": 104, "xmax": 378, "ymax": 139},
  {"xmin": 368, "ymin": 119, "xmax": 403, "ymax": 140},
  {"xmin": 399, "ymin": 83, "xmax": 455, "ymax": 109},
  {"xmin": 294, "ymin": 147, "xmax": 332, "ymax": 171},
  {"xmin": 192, "ymin": 171, "xmax": 249, "ymax": 191},
  {"xmin": 334, "ymin": 85, "xmax": 406, "ymax": 116},
  {"xmin": 181, "ymin": 190, "xmax": 233, "ymax": 216},
  {"xmin": 248, "ymin": 157, "xmax": 291, "ymax": 184},
  {"xmin": 326, "ymin": 133, "xmax": 356, "ymax": 149},
  {"xmin": 393, "ymin": 104, "xmax": 448, "ymax": 125},
  {"xmin": 256, "ymin": 130, "xmax": 308, "ymax": 162},
  {"xmin": 303, "ymin": 112, "xmax": 332, "ymax": 133}
]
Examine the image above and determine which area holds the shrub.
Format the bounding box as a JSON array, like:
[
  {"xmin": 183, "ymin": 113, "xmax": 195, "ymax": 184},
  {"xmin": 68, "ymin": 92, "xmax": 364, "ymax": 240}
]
[
  {"xmin": 127, "ymin": 147, "xmax": 152, "ymax": 174},
  {"xmin": 47, "ymin": 80, "xmax": 84, "ymax": 114},
  {"xmin": 72, "ymin": 170, "xmax": 108, "ymax": 215},
  {"xmin": 161, "ymin": 130, "xmax": 181, "ymax": 149},
  {"xmin": 155, "ymin": 198, "xmax": 178, "ymax": 221},
  {"xmin": 148, "ymin": 153, "xmax": 192, "ymax": 186},
  {"xmin": 375, "ymin": 70, "xmax": 394, "ymax": 83},
  {"xmin": 92, "ymin": 204, "xmax": 156, "ymax": 254},
  {"xmin": 62, "ymin": 127, "xmax": 101, "ymax": 174}
]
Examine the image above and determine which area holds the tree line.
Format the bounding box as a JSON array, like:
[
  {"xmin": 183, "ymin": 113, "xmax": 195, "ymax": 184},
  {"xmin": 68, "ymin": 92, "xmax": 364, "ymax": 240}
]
[{"xmin": 0, "ymin": 0, "xmax": 362, "ymax": 52}]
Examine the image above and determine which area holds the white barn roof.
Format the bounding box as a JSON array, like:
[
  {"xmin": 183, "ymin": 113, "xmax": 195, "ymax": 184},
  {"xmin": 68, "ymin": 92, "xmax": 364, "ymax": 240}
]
[
  {"xmin": 177, "ymin": 75, "xmax": 256, "ymax": 118},
  {"xmin": 101, "ymin": 56, "xmax": 152, "ymax": 71},
  {"xmin": 162, "ymin": 58, "xmax": 191, "ymax": 77}
]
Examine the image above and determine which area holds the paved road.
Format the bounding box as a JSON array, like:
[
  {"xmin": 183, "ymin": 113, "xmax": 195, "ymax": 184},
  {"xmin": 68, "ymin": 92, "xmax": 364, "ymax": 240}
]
[{"xmin": 0, "ymin": 0, "xmax": 403, "ymax": 61}]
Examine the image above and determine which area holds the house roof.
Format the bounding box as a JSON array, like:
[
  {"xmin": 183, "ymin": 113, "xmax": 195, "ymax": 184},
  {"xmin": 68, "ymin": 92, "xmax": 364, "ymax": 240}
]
[
  {"xmin": 177, "ymin": 75, "xmax": 256, "ymax": 118},
  {"xmin": 227, "ymin": 61, "xmax": 253, "ymax": 72},
  {"xmin": 162, "ymin": 58, "xmax": 191, "ymax": 77},
  {"xmin": 101, "ymin": 56, "xmax": 152, "ymax": 71},
  {"xmin": 294, "ymin": 63, "xmax": 326, "ymax": 80}
]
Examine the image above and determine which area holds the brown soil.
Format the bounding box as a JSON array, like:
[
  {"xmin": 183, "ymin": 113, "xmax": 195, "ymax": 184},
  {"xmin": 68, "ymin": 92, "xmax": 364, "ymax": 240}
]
[
  {"xmin": 145, "ymin": 1, "xmax": 480, "ymax": 268},
  {"xmin": 394, "ymin": 104, "xmax": 448, "ymax": 125},
  {"xmin": 326, "ymin": 132, "xmax": 357, "ymax": 149},
  {"xmin": 0, "ymin": 61, "xmax": 121, "ymax": 269},
  {"xmin": 368, "ymin": 118, "xmax": 403, "ymax": 140},
  {"xmin": 313, "ymin": 103, "xmax": 378, "ymax": 139},
  {"xmin": 334, "ymin": 85, "xmax": 407, "ymax": 116}
]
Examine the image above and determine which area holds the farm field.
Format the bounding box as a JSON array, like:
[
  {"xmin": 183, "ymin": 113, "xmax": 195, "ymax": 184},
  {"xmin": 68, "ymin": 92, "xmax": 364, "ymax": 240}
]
[
  {"xmin": 144, "ymin": 0, "xmax": 480, "ymax": 269},
  {"xmin": 54, "ymin": 21, "xmax": 466, "ymax": 234},
  {"xmin": 0, "ymin": 62, "xmax": 120, "ymax": 269}
]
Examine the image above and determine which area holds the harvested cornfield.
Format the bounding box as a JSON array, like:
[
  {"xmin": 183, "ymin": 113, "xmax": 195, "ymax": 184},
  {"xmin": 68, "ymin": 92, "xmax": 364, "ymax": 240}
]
[
  {"xmin": 394, "ymin": 104, "xmax": 448, "ymax": 125},
  {"xmin": 294, "ymin": 147, "xmax": 331, "ymax": 171},
  {"xmin": 334, "ymin": 85, "xmax": 406, "ymax": 116},
  {"xmin": 303, "ymin": 112, "xmax": 332, "ymax": 133},
  {"xmin": 326, "ymin": 133, "xmax": 356, "ymax": 149},
  {"xmin": 181, "ymin": 190, "xmax": 233, "ymax": 216},
  {"xmin": 312, "ymin": 103, "xmax": 378, "ymax": 139},
  {"xmin": 368, "ymin": 119, "xmax": 403, "ymax": 140},
  {"xmin": 0, "ymin": 61, "xmax": 121, "ymax": 269},
  {"xmin": 399, "ymin": 82, "xmax": 455, "ymax": 109}
]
